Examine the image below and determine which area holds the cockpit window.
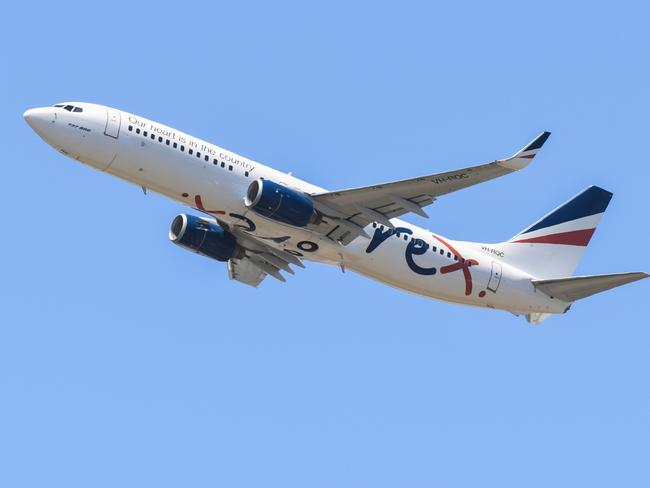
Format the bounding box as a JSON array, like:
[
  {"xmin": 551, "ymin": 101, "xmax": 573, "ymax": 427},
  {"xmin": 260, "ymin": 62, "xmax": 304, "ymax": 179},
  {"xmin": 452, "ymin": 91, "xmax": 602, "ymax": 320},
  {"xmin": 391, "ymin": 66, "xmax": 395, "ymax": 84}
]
[{"xmin": 53, "ymin": 104, "xmax": 83, "ymax": 113}]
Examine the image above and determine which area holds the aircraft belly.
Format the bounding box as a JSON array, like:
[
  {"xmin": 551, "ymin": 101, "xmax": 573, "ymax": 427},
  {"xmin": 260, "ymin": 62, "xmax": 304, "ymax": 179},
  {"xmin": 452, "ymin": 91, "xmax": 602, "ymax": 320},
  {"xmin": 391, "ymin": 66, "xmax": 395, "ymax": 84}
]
[{"xmin": 344, "ymin": 235, "xmax": 566, "ymax": 314}]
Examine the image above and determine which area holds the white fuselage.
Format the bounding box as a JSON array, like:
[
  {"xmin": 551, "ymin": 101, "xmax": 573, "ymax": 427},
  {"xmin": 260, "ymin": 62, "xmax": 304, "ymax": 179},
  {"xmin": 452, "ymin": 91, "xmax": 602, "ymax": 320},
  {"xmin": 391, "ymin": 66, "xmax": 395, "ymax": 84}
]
[{"xmin": 24, "ymin": 102, "xmax": 569, "ymax": 316}]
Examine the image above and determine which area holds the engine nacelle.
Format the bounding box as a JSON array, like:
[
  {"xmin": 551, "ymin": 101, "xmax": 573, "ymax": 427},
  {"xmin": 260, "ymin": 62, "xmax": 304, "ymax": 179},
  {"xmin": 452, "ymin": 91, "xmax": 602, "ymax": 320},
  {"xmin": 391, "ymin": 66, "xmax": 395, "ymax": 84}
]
[
  {"xmin": 244, "ymin": 178, "xmax": 317, "ymax": 227},
  {"xmin": 169, "ymin": 214, "xmax": 237, "ymax": 262}
]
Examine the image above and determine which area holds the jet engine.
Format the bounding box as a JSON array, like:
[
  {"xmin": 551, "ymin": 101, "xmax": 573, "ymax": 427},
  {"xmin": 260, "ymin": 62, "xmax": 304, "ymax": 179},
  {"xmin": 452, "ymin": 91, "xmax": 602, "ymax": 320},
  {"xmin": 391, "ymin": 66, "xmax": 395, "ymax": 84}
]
[
  {"xmin": 169, "ymin": 214, "xmax": 238, "ymax": 262},
  {"xmin": 244, "ymin": 178, "xmax": 319, "ymax": 227}
]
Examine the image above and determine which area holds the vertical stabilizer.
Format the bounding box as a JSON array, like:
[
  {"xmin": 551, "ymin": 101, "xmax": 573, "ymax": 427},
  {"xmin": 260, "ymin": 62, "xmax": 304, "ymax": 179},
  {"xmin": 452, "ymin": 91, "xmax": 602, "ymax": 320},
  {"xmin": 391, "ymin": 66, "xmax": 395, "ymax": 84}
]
[{"xmin": 498, "ymin": 186, "xmax": 613, "ymax": 279}]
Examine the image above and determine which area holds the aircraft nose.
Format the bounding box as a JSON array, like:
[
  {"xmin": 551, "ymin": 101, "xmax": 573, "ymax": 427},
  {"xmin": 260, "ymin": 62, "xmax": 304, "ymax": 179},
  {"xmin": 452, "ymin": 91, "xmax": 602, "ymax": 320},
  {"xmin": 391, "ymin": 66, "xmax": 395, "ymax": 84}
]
[{"xmin": 23, "ymin": 107, "xmax": 52, "ymax": 133}]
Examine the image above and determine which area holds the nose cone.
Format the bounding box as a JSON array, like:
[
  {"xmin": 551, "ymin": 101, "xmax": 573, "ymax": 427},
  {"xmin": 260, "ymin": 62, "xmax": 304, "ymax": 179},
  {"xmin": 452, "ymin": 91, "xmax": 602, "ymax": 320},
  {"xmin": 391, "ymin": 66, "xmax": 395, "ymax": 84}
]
[{"xmin": 24, "ymin": 107, "xmax": 52, "ymax": 135}]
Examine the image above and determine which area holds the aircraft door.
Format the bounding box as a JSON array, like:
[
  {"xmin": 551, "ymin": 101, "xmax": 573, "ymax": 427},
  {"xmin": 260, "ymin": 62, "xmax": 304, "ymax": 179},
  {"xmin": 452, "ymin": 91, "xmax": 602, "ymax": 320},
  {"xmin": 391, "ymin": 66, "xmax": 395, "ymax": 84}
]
[
  {"xmin": 104, "ymin": 107, "xmax": 121, "ymax": 138},
  {"xmin": 487, "ymin": 261, "xmax": 502, "ymax": 293}
]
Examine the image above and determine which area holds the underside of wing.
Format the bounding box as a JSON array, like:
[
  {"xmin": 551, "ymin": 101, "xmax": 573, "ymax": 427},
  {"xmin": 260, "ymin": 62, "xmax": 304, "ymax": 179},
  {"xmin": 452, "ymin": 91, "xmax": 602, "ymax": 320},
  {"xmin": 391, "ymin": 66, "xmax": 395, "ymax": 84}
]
[
  {"xmin": 309, "ymin": 132, "xmax": 550, "ymax": 244},
  {"xmin": 228, "ymin": 257, "xmax": 267, "ymax": 287},
  {"xmin": 218, "ymin": 218, "xmax": 306, "ymax": 287},
  {"xmin": 170, "ymin": 212, "xmax": 305, "ymax": 287}
]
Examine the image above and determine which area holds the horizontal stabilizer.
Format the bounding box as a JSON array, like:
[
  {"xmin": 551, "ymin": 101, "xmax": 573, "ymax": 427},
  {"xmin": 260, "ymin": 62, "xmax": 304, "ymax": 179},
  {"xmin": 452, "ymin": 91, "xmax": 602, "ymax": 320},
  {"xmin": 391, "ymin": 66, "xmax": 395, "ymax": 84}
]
[{"xmin": 532, "ymin": 272, "xmax": 648, "ymax": 302}]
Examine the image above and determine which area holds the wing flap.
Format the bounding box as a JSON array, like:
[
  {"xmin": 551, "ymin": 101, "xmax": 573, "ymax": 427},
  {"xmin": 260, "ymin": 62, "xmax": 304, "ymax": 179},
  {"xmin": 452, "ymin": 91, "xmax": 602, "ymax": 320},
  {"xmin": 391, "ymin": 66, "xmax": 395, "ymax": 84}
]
[
  {"xmin": 215, "ymin": 217, "xmax": 305, "ymax": 286},
  {"xmin": 228, "ymin": 257, "xmax": 267, "ymax": 287}
]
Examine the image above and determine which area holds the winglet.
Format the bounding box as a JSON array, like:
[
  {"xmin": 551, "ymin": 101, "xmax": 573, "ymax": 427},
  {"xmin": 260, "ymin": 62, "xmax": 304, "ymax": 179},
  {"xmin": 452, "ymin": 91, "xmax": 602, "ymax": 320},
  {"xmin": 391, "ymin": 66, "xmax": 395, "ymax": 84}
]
[{"xmin": 498, "ymin": 131, "xmax": 551, "ymax": 170}]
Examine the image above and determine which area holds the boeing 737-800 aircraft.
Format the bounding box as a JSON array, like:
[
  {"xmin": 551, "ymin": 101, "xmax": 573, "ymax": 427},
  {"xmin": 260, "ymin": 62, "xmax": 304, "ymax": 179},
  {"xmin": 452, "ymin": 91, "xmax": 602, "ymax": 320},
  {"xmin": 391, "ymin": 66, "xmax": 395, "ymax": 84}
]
[{"xmin": 24, "ymin": 102, "xmax": 647, "ymax": 324}]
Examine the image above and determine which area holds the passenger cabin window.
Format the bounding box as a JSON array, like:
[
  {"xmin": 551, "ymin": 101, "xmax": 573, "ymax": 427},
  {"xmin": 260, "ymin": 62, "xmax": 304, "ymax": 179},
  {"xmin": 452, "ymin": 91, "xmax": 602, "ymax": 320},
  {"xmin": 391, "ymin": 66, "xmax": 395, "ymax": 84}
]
[{"xmin": 128, "ymin": 122, "xmax": 251, "ymax": 180}]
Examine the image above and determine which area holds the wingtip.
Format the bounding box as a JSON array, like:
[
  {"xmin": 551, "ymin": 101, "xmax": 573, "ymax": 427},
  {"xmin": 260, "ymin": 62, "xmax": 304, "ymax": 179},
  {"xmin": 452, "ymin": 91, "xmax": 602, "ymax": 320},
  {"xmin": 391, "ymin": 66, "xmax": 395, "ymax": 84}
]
[
  {"xmin": 499, "ymin": 131, "xmax": 552, "ymax": 170},
  {"xmin": 524, "ymin": 131, "xmax": 551, "ymax": 152},
  {"xmin": 586, "ymin": 185, "xmax": 614, "ymax": 198}
]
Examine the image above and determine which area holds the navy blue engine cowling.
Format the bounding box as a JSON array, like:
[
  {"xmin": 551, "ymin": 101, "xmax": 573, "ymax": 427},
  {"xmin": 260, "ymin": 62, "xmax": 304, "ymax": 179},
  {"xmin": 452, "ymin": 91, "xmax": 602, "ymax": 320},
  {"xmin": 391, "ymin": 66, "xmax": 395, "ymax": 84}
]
[
  {"xmin": 244, "ymin": 179, "xmax": 316, "ymax": 227},
  {"xmin": 169, "ymin": 214, "xmax": 237, "ymax": 262}
]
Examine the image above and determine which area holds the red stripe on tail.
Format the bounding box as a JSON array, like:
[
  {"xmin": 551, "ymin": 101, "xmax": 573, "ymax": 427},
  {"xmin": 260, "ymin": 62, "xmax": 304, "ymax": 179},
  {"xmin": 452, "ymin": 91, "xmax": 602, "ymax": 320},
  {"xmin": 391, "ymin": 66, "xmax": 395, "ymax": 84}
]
[{"xmin": 512, "ymin": 228, "xmax": 595, "ymax": 246}]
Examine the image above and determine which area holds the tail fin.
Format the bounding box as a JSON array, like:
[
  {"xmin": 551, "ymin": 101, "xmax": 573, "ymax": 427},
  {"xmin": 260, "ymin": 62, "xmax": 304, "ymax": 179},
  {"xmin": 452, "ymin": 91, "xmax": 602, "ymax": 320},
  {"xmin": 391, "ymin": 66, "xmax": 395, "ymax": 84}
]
[{"xmin": 498, "ymin": 186, "xmax": 613, "ymax": 279}]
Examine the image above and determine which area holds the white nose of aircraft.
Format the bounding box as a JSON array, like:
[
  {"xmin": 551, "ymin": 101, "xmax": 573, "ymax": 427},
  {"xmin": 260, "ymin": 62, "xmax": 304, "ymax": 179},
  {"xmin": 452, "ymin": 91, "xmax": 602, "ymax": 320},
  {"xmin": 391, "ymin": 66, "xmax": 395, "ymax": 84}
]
[{"xmin": 23, "ymin": 107, "xmax": 52, "ymax": 136}]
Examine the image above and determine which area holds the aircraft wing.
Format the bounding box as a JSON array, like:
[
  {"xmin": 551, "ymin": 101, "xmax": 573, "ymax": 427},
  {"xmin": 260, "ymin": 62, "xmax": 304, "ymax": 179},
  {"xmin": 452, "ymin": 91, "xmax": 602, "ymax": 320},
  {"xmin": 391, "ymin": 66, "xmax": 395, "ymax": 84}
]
[
  {"xmin": 310, "ymin": 132, "xmax": 550, "ymax": 244},
  {"xmin": 217, "ymin": 218, "xmax": 306, "ymax": 287}
]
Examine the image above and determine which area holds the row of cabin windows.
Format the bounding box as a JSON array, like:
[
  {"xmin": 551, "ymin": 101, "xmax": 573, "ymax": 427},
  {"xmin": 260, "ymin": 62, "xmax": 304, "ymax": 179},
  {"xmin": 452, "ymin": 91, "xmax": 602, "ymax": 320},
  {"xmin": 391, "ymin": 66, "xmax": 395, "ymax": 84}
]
[
  {"xmin": 371, "ymin": 222, "xmax": 471, "ymax": 265},
  {"xmin": 127, "ymin": 125, "xmax": 249, "ymax": 177}
]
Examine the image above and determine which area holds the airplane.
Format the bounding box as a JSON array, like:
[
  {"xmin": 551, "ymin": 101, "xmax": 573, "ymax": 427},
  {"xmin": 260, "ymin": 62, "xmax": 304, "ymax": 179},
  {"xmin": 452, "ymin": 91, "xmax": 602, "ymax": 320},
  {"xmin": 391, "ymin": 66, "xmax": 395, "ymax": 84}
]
[{"xmin": 23, "ymin": 102, "xmax": 647, "ymax": 324}]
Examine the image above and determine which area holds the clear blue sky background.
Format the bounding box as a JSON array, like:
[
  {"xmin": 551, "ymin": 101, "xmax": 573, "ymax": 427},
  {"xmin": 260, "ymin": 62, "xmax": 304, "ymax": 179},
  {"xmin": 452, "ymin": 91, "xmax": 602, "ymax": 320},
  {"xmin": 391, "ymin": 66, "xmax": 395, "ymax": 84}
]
[{"xmin": 1, "ymin": 2, "xmax": 649, "ymax": 486}]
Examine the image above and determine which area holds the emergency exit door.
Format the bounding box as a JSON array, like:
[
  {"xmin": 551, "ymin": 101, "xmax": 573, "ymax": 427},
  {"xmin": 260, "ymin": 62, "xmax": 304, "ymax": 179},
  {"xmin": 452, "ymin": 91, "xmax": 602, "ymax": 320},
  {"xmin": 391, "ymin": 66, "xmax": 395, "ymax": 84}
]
[
  {"xmin": 104, "ymin": 107, "xmax": 121, "ymax": 138},
  {"xmin": 487, "ymin": 261, "xmax": 502, "ymax": 293}
]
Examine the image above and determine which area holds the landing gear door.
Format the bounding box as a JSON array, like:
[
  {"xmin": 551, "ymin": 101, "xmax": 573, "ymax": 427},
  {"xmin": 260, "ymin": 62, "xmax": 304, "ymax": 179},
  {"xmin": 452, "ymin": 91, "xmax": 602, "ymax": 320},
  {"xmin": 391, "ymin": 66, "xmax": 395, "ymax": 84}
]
[
  {"xmin": 104, "ymin": 107, "xmax": 121, "ymax": 138},
  {"xmin": 487, "ymin": 261, "xmax": 502, "ymax": 293}
]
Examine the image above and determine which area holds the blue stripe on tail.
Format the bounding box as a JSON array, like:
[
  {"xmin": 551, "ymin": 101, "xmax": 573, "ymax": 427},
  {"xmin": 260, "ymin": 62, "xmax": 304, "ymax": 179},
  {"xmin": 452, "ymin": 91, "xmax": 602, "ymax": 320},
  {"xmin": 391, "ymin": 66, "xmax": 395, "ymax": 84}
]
[{"xmin": 520, "ymin": 185, "xmax": 613, "ymax": 234}]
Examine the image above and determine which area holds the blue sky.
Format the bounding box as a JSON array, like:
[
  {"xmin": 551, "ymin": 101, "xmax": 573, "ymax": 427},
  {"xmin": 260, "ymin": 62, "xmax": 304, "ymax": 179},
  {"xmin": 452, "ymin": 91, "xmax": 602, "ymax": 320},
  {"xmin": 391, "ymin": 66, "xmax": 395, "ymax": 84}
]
[{"xmin": 1, "ymin": 1, "xmax": 649, "ymax": 486}]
